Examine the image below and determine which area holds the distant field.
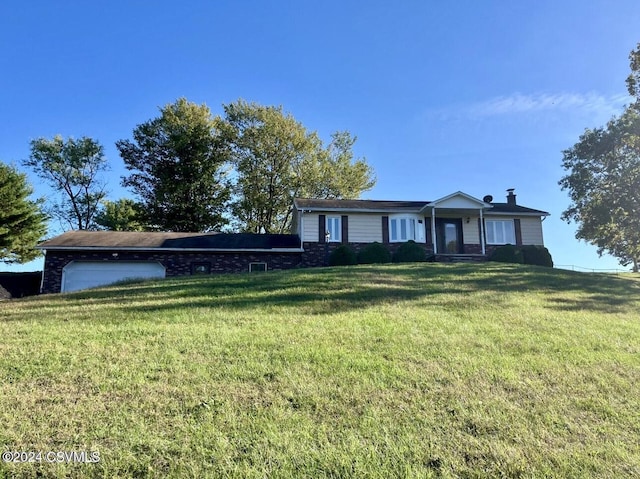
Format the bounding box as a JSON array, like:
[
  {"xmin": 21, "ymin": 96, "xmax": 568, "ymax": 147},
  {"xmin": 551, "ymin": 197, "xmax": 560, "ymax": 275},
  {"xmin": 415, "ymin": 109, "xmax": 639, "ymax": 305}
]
[{"xmin": 1, "ymin": 263, "xmax": 639, "ymax": 478}]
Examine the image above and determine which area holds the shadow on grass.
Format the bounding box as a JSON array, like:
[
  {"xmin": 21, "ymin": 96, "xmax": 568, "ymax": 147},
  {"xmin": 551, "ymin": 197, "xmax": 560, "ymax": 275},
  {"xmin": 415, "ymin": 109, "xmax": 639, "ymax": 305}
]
[
  {"xmin": 4, "ymin": 263, "xmax": 638, "ymax": 319},
  {"xmin": 64, "ymin": 268, "xmax": 452, "ymax": 316},
  {"xmin": 450, "ymin": 263, "xmax": 640, "ymax": 313},
  {"xmin": 82, "ymin": 263, "xmax": 640, "ymax": 315}
]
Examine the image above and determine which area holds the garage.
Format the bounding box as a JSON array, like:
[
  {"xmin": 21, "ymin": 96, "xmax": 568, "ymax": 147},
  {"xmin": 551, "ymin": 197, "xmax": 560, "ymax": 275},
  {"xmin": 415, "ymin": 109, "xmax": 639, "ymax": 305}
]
[
  {"xmin": 61, "ymin": 261, "xmax": 166, "ymax": 293},
  {"xmin": 37, "ymin": 231, "xmax": 304, "ymax": 294}
]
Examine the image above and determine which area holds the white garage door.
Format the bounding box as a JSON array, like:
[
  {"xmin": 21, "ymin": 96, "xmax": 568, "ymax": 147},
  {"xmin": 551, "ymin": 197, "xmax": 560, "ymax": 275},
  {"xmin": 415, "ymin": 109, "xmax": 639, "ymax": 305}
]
[{"xmin": 61, "ymin": 261, "xmax": 166, "ymax": 293}]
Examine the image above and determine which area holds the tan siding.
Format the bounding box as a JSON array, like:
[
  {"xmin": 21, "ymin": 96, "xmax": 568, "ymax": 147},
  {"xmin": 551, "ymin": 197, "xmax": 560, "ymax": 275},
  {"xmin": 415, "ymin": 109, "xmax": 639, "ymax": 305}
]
[
  {"xmin": 302, "ymin": 213, "xmax": 383, "ymax": 242},
  {"xmin": 462, "ymin": 217, "xmax": 479, "ymax": 244},
  {"xmin": 302, "ymin": 213, "xmax": 319, "ymax": 242},
  {"xmin": 520, "ymin": 217, "xmax": 544, "ymax": 245},
  {"xmin": 348, "ymin": 214, "xmax": 383, "ymax": 242}
]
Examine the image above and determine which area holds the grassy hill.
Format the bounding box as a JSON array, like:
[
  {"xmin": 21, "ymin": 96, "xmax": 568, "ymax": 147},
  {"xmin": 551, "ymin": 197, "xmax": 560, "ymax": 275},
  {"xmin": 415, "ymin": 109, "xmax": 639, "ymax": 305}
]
[{"xmin": 1, "ymin": 263, "xmax": 639, "ymax": 478}]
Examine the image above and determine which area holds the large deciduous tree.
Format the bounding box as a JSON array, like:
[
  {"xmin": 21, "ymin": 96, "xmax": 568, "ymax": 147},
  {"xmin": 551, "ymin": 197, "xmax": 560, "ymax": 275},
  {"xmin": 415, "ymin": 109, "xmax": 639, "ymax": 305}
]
[
  {"xmin": 117, "ymin": 98, "xmax": 230, "ymax": 232},
  {"xmin": 95, "ymin": 199, "xmax": 145, "ymax": 231},
  {"xmin": 560, "ymin": 46, "xmax": 640, "ymax": 272},
  {"xmin": 219, "ymin": 100, "xmax": 375, "ymax": 233},
  {"xmin": 25, "ymin": 135, "xmax": 108, "ymax": 230},
  {"xmin": 0, "ymin": 161, "xmax": 47, "ymax": 263},
  {"xmin": 323, "ymin": 130, "xmax": 377, "ymax": 198},
  {"xmin": 626, "ymin": 42, "xmax": 640, "ymax": 107}
]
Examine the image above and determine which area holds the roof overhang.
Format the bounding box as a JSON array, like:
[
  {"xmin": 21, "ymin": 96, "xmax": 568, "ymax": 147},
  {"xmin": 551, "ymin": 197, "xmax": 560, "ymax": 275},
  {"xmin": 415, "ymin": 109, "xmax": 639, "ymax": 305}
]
[
  {"xmin": 297, "ymin": 207, "xmax": 423, "ymax": 214},
  {"xmin": 483, "ymin": 211, "xmax": 550, "ymax": 217},
  {"xmin": 294, "ymin": 192, "xmax": 549, "ymax": 217},
  {"xmin": 35, "ymin": 246, "xmax": 304, "ymax": 253},
  {"xmin": 420, "ymin": 191, "xmax": 492, "ymax": 213}
]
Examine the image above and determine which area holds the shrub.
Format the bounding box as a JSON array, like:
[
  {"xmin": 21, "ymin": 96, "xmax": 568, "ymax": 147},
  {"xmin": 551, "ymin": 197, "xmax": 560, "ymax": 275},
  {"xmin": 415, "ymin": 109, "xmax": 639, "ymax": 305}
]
[
  {"xmin": 357, "ymin": 242, "xmax": 391, "ymax": 264},
  {"xmin": 392, "ymin": 240, "xmax": 427, "ymax": 263},
  {"xmin": 520, "ymin": 245, "xmax": 554, "ymax": 267},
  {"xmin": 329, "ymin": 245, "xmax": 357, "ymax": 266},
  {"xmin": 489, "ymin": 244, "xmax": 524, "ymax": 264}
]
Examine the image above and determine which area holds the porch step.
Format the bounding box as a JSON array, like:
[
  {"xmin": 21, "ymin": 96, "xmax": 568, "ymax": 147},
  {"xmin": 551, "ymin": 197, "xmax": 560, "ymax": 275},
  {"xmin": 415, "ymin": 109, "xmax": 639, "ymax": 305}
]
[{"xmin": 435, "ymin": 254, "xmax": 487, "ymax": 263}]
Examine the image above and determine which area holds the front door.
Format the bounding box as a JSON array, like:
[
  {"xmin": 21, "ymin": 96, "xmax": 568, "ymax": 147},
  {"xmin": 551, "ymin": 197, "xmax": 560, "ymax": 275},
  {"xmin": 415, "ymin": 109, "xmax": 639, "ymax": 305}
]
[{"xmin": 436, "ymin": 218, "xmax": 463, "ymax": 254}]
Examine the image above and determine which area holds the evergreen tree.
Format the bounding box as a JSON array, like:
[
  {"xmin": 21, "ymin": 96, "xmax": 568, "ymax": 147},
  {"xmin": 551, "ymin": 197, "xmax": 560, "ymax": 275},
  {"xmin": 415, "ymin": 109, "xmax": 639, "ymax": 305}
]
[{"xmin": 0, "ymin": 162, "xmax": 47, "ymax": 263}]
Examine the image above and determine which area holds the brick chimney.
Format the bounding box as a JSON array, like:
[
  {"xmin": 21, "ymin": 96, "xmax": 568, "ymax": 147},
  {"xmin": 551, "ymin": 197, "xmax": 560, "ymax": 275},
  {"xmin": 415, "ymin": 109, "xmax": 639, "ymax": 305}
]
[{"xmin": 506, "ymin": 188, "xmax": 516, "ymax": 206}]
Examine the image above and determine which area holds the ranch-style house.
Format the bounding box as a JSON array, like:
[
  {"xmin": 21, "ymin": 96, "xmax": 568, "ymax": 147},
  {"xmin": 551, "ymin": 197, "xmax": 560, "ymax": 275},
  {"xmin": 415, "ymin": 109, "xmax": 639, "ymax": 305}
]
[{"xmin": 37, "ymin": 189, "xmax": 549, "ymax": 293}]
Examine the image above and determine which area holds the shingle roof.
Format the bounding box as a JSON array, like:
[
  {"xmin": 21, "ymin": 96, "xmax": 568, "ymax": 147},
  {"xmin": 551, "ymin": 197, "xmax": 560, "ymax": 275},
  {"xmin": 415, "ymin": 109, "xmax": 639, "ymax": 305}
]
[
  {"xmin": 294, "ymin": 198, "xmax": 549, "ymax": 216},
  {"xmin": 294, "ymin": 198, "xmax": 428, "ymax": 211},
  {"xmin": 485, "ymin": 203, "xmax": 550, "ymax": 216},
  {"xmin": 37, "ymin": 231, "xmax": 302, "ymax": 250}
]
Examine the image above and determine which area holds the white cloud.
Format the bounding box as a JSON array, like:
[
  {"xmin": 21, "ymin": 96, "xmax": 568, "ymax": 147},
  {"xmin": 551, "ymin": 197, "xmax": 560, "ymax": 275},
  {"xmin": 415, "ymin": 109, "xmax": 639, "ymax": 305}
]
[
  {"xmin": 468, "ymin": 92, "xmax": 629, "ymax": 118},
  {"xmin": 427, "ymin": 92, "xmax": 630, "ymax": 122}
]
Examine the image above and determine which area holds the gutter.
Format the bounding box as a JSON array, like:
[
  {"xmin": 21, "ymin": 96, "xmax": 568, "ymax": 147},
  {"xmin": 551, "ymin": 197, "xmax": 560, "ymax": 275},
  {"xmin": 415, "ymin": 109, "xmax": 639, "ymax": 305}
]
[
  {"xmin": 296, "ymin": 207, "xmax": 424, "ymax": 214},
  {"xmin": 483, "ymin": 211, "xmax": 550, "ymax": 217},
  {"xmin": 35, "ymin": 246, "xmax": 305, "ymax": 253}
]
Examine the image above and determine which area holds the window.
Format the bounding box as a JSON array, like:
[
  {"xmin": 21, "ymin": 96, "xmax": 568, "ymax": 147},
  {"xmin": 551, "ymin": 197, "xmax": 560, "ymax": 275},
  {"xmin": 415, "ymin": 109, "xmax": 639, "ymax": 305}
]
[
  {"xmin": 249, "ymin": 262, "xmax": 267, "ymax": 272},
  {"xmin": 191, "ymin": 262, "xmax": 211, "ymax": 275},
  {"xmin": 390, "ymin": 216, "xmax": 419, "ymax": 242},
  {"xmin": 486, "ymin": 220, "xmax": 515, "ymax": 245},
  {"xmin": 326, "ymin": 216, "xmax": 342, "ymax": 242}
]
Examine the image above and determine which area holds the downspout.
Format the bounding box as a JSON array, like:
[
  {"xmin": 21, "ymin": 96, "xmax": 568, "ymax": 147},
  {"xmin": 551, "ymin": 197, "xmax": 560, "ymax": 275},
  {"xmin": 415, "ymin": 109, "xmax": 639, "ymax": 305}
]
[
  {"xmin": 39, "ymin": 249, "xmax": 46, "ymax": 293},
  {"xmin": 431, "ymin": 208, "xmax": 437, "ymax": 255},
  {"xmin": 299, "ymin": 209, "xmax": 304, "ymax": 249},
  {"xmin": 479, "ymin": 208, "xmax": 485, "ymax": 255}
]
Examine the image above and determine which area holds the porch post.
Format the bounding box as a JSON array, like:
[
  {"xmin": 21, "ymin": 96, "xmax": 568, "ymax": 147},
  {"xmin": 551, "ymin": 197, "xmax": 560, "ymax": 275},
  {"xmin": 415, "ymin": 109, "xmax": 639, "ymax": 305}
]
[
  {"xmin": 479, "ymin": 208, "xmax": 486, "ymax": 255},
  {"xmin": 431, "ymin": 207, "xmax": 437, "ymax": 254},
  {"xmin": 300, "ymin": 211, "xmax": 304, "ymax": 249}
]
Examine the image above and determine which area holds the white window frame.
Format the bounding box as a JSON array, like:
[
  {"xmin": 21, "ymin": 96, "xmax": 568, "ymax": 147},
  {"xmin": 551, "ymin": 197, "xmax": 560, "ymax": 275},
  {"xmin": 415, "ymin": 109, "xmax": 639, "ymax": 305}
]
[
  {"xmin": 326, "ymin": 216, "xmax": 342, "ymax": 242},
  {"xmin": 389, "ymin": 215, "xmax": 422, "ymax": 242},
  {"xmin": 486, "ymin": 219, "xmax": 516, "ymax": 245}
]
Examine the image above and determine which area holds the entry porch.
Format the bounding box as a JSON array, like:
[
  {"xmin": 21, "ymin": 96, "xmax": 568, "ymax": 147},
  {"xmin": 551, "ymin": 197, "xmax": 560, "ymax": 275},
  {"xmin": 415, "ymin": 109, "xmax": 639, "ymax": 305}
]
[{"xmin": 421, "ymin": 191, "xmax": 490, "ymax": 257}]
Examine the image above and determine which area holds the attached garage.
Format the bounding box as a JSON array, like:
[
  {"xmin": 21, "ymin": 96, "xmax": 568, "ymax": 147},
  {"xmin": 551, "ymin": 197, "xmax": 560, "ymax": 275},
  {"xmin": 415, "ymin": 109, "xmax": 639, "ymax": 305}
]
[
  {"xmin": 61, "ymin": 261, "xmax": 166, "ymax": 293},
  {"xmin": 37, "ymin": 231, "xmax": 304, "ymax": 294}
]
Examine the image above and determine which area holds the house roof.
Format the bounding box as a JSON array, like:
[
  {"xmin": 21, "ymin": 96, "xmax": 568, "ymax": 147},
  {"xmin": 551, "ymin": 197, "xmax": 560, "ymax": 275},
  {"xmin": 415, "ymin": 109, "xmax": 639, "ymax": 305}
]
[
  {"xmin": 294, "ymin": 198, "xmax": 429, "ymax": 212},
  {"xmin": 485, "ymin": 203, "xmax": 550, "ymax": 216},
  {"xmin": 37, "ymin": 231, "xmax": 303, "ymax": 251},
  {"xmin": 426, "ymin": 191, "xmax": 491, "ymax": 208},
  {"xmin": 294, "ymin": 196, "xmax": 549, "ymax": 216}
]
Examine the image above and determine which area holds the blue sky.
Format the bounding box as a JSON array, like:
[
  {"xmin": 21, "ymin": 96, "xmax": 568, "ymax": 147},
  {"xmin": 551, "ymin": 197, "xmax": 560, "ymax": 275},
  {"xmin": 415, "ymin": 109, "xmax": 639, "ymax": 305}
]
[{"xmin": 1, "ymin": 1, "xmax": 639, "ymax": 272}]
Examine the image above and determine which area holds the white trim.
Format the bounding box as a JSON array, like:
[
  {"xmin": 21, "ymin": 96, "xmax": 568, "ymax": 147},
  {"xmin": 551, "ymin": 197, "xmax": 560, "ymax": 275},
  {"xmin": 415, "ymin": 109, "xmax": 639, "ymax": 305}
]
[
  {"xmin": 484, "ymin": 211, "xmax": 549, "ymax": 217},
  {"xmin": 479, "ymin": 209, "xmax": 485, "ymax": 255},
  {"xmin": 326, "ymin": 216, "xmax": 342, "ymax": 242},
  {"xmin": 389, "ymin": 214, "xmax": 422, "ymax": 242},
  {"xmin": 293, "ymin": 198, "xmax": 425, "ymax": 213},
  {"xmin": 485, "ymin": 219, "xmax": 516, "ymax": 245},
  {"xmin": 294, "ymin": 194, "xmax": 549, "ymax": 216},
  {"xmin": 431, "ymin": 208, "xmax": 437, "ymax": 254},
  {"xmin": 296, "ymin": 206, "xmax": 423, "ymax": 214},
  {"xmin": 295, "ymin": 206, "xmax": 548, "ymax": 217},
  {"xmin": 299, "ymin": 210, "xmax": 304, "ymax": 246},
  {"xmin": 425, "ymin": 190, "xmax": 491, "ymax": 208}
]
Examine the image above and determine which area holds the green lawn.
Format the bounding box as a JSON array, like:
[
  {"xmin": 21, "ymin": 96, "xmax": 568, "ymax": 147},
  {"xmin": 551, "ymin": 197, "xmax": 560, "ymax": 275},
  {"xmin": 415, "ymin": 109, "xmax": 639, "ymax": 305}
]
[{"xmin": 1, "ymin": 263, "xmax": 639, "ymax": 478}]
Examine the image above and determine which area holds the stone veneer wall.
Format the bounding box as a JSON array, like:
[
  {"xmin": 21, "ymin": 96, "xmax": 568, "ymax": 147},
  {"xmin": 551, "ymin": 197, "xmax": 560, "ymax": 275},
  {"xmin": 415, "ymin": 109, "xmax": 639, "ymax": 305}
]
[
  {"xmin": 465, "ymin": 244, "xmax": 499, "ymax": 256},
  {"xmin": 42, "ymin": 250, "xmax": 303, "ymax": 294},
  {"xmin": 461, "ymin": 244, "xmax": 498, "ymax": 256},
  {"xmin": 42, "ymin": 241, "xmax": 494, "ymax": 294},
  {"xmin": 301, "ymin": 242, "xmax": 436, "ymax": 267}
]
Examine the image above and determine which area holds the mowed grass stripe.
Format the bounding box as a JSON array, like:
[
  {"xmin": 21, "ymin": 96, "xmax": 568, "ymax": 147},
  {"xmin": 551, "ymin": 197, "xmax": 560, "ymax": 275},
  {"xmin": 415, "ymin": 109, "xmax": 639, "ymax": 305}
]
[{"xmin": 1, "ymin": 263, "xmax": 639, "ymax": 478}]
